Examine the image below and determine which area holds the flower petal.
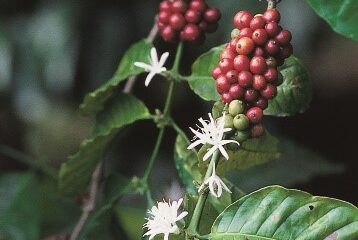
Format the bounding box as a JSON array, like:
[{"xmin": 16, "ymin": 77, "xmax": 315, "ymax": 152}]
[
  {"xmin": 203, "ymin": 146, "xmax": 218, "ymax": 161},
  {"xmin": 218, "ymin": 145, "xmax": 229, "ymax": 160},
  {"xmin": 134, "ymin": 62, "xmax": 152, "ymax": 71},
  {"xmin": 150, "ymin": 47, "xmax": 159, "ymax": 66},
  {"xmin": 159, "ymin": 52, "xmax": 169, "ymax": 67},
  {"xmin": 145, "ymin": 71, "xmax": 156, "ymax": 87}
]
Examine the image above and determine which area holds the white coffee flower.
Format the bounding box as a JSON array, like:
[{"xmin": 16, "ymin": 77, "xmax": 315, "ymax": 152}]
[
  {"xmin": 143, "ymin": 198, "xmax": 188, "ymax": 240},
  {"xmin": 187, "ymin": 112, "xmax": 239, "ymax": 161},
  {"xmin": 134, "ymin": 47, "xmax": 169, "ymax": 87},
  {"xmin": 199, "ymin": 163, "xmax": 231, "ymax": 198}
]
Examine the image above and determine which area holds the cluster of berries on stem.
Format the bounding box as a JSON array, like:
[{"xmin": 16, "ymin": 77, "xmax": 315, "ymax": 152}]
[
  {"xmin": 157, "ymin": 0, "xmax": 221, "ymax": 43},
  {"xmin": 212, "ymin": 5, "xmax": 293, "ymax": 139}
]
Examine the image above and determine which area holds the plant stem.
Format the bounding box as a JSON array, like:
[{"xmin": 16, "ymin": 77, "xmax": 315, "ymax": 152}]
[
  {"xmin": 142, "ymin": 42, "xmax": 183, "ymax": 206},
  {"xmin": 187, "ymin": 150, "xmax": 220, "ymax": 236}
]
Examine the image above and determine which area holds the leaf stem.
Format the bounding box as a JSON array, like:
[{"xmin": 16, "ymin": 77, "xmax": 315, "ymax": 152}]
[
  {"xmin": 187, "ymin": 149, "xmax": 220, "ymax": 236},
  {"xmin": 142, "ymin": 42, "xmax": 184, "ymax": 206}
]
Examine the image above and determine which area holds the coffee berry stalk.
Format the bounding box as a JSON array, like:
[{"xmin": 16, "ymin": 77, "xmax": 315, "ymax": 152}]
[
  {"xmin": 211, "ymin": 4, "xmax": 292, "ymax": 139},
  {"xmin": 157, "ymin": 0, "xmax": 221, "ymax": 43}
]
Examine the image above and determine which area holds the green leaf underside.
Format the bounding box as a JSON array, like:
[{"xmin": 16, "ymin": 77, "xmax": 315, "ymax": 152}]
[
  {"xmin": 187, "ymin": 45, "xmax": 224, "ymax": 101},
  {"xmin": 305, "ymin": 0, "xmax": 358, "ymax": 41},
  {"xmin": 0, "ymin": 173, "xmax": 41, "ymax": 240},
  {"xmin": 264, "ymin": 56, "xmax": 312, "ymax": 117},
  {"xmin": 174, "ymin": 134, "xmax": 202, "ymax": 194},
  {"xmin": 211, "ymin": 186, "xmax": 358, "ymax": 240},
  {"xmin": 59, "ymin": 93, "xmax": 149, "ymax": 196},
  {"xmin": 198, "ymin": 131, "xmax": 280, "ymax": 175},
  {"xmin": 79, "ymin": 39, "xmax": 153, "ymax": 116}
]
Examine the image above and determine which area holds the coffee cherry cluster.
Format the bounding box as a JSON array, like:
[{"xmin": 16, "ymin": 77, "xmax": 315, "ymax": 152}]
[
  {"xmin": 157, "ymin": 0, "xmax": 221, "ymax": 43},
  {"xmin": 211, "ymin": 7, "xmax": 293, "ymax": 139}
]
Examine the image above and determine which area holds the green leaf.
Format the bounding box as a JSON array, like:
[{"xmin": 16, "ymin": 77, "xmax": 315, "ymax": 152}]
[
  {"xmin": 264, "ymin": 56, "xmax": 312, "ymax": 117},
  {"xmin": 211, "ymin": 185, "xmax": 358, "ymax": 240},
  {"xmin": 306, "ymin": 0, "xmax": 358, "ymax": 41},
  {"xmin": 59, "ymin": 93, "xmax": 149, "ymax": 196},
  {"xmin": 78, "ymin": 175, "xmax": 131, "ymax": 239},
  {"xmin": 114, "ymin": 207, "xmax": 146, "ymax": 240},
  {"xmin": 0, "ymin": 173, "xmax": 41, "ymax": 240},
  {"xmin": 187, "ymin": 45, "xmax": 224, "ymax": 101},
  {"xmin": 198, "ymin": 131, "xmax": 281, "ymax": 175},
  {"xmin": 174, "ymin": 134, "xmax": 202, "ymax": 194},
  {"xmin": 79, "ymin": 39, "xmax": 153, "ymax": 116}
]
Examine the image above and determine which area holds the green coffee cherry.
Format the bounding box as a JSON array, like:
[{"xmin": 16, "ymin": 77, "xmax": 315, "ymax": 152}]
[
  {"xmin": 233, "ymin": 114, "xmax": 250, "ymax": 130},
  {"xmin": 228, "ymin": 100, "xmax": 244, "ymax": 116},
  {"xmin": 212, "ymin": 101, "xmax": 225, "ymax": 119},
  {"xmin": 276, "ymin": 72, "xmax": 284, "ymax": 86},
  {"xmin": 234, "ymin": 130, "xmax": 250, "ymax": 142},
  {"xmin": 218, "ymin": 115, "xmax": 234, "ymax": 129},
  {"xmin": 231, "ymin": 28, "xmax": 240, "ymax": 39}
]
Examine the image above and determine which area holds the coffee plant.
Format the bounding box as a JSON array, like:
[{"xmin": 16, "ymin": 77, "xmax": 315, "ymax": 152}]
[{"xmin": 1, "ymin": 0, "xmax": 357, "ymax": 240}]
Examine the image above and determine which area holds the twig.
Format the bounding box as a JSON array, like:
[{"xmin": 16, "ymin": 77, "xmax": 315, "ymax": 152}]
[{"xmin": 69, "ymin": 18, "xmax": 158, "ymax": 240}]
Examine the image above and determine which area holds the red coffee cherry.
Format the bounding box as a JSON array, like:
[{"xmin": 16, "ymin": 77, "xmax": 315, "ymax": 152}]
[
  {"xmin": 236, "ymin": 37, "xmax": 255, "ymax": 55},
  {"xmin": 226, "ymin": 70, "xmax": 239, "ymax": 84},
  {"xmin": 169, "ymin": 13, "xmax": 186, "ymax": 30},
  {"xmin": 264, "ymin": 67, "xmax": 278, "ymax": 83},
  {"xmin": 251, "ymin": 124, "xmax": 265, "ymax": 138},
  {"xmin": 234, "ymin": 10, "xmax": 254, "ymax": 29},
  {"xmin": 159, "ymin": 1, "xmax": 171, "ymax": 11},
  {"xmin": 263, "ymin": 9, "xmax": 281, "ymax": 23},
  {"xmin": 265, "ymin": 22, "xmax": 281, "ymax": 37},
  {"xmin": 234, "ymin": 55, "xmax": 250, "ymax": 71},
  {"xmin": 181, "ymin": 23, "xmax": 201, "ymax": 41},
  {"xmin": 161, "ymin": 26, "xmax": 176, "ymax": 42},
  {"xmin": 171, "ymin": 0, "xmax": 188, "ymax": 13},
  {"xmin": 216, "ymin": 75, "xmax": 231, "ymax": 94},
  {"xmin": 244, "ymin": 89, "xmax": 259, "ymax": 102},
  {"xmin": 211, "ymin": 66, "xmax": 222, "ymax": 79},
  {"xmin": 229, "ymin": 38, "xmax": 240, "ymax": 51},
  {"xmin": 203, "ymin": 7, "xmax": 221, "ymax": 23},
  {"xmin": 229, "ymin": 84, "xmax": 244, "ymax": 99},
  {"xmin": 254, "ymin": 97, "xmax": 268, "ymax": 109},
  {"xmin": 219, "ymin": 58, "xmax": 234, "ymax": 73},
  {"xmin": 276, "ymin": 29, "xmax": 292, "ymax": 45},
  {"xmin": 250, "ymin": 56, "xmax": 267, "ymax": 74},
  {"xmin": 252, "ymin": 29, "xmax": 268, "ymax": 45},
  {"xmin": 249, "ymin": 16, "xmax": 266, "ymax": 30},
  {"xmin": 239, "ymin": 28, "xmax": 253, "ymax": 38},
  {"xmin": 254, "ymin": 47, "xmax": 266, "ymax": 57},
  {"xmin": 221, "ymin": 92, "xmax": 233, "ymax": 103},
  {"xmin": 159, "ymin": 11, "xmax": 171, "ymax": 24},
  {"xmin": 279, "ymin": 44, "xmax": 293, "ymax": 59},
  {"xmin": 189, "ymin": 0, "xmax": 207, "ymax": 13},
  {"xmin": 261, "ymin": 84, "xmax": 277, "ymax": 99},
  {"xmin": 265, "ymin": 39, "xmax": 280, "ymax": 55},
  {"xmin": 198, "ymin": 21, "xmax": 218, "ymax": 33},
  {"xmin": 238, "ymin": 71, "xmax": 253, "ymax": 88},
  {"xmin": 220, "ymin": 48, "xmax": 236, "ymax": 60},
  {"xmin": 246, "ymin": 107, "xmax": 263, "ymax": 124},
  {"xmin": 252, "ymin": 75, "xmax": 267, "ymax": 90},
  {"xmin": 185, "ymin": 9, "xmax": 201, "ymax": 23}
]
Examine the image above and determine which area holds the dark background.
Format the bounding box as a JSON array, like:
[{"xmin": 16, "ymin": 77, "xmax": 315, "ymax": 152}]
[{"xmin": 0, "ymin": 0, "xmax": 357, "ymax": 210}]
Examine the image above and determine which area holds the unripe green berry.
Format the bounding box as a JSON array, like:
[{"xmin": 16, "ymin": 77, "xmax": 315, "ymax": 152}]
[
  {"xmin": 234, "ymin": 130, "xmax": 250, "ymax": 142},
  {"xmin": 231, "ymin": 28, "xmax": 240, "ymax": 39},
  {"xmin": 218, "ymin": 115, "xmax": 234, "ymax": 129},
  {"xmin": 228, "ymin": 100, "xmax": 244, "ymax": 116},
  {"xmin": 233, "ymin": 114, "xmax": 250, "ymax": 130},
  {"xmin": 276, "ymin": 72, "xmax": 284, "ymax": 86},
  {"xmin": 212, "ymin": 101, "xmax": 225, "ymax": 119}
]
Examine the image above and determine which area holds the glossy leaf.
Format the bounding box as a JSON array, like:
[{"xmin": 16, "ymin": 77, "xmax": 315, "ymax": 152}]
[
  {"xmin": 265, "ymin": 56, "xmax": 312, "ymax": 117},
  {"xmin": 0, "ymin": 173, "xmax": 41, "ymax": 240},
  {"xmin": 306, "ymin": 0, "xmax": 358, "ymax": 41},
  {"xmin": 198, "ymin": 131, "xmax": 281, "ymax": 175},
  {"xmin": 187, "ymin": 45, "xmax": 224, "ymax": 101},
  {"xmin": 211, "ymin": 185, "xmax": 358, "ymax": 240},
  {"xmin": 59, "ymin": 93, "xmax": 149, "ymax": 196},
  {"xmin": 174, "ymin": 134, "xmax": 202, "ymax": 194},
  {"xmin": 80, "ymin": 39, "xmax": 153, "ymax": 115}
]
